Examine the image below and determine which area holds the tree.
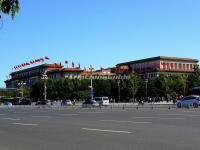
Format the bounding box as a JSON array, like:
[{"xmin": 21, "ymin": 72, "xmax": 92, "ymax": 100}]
[
  {"xmin": 188, "ymin": 65, "xmax": 200, "ymax": 90},
  {"xmin": 0, "ymin": 0, "xmax": 20, "ymax": 19}
]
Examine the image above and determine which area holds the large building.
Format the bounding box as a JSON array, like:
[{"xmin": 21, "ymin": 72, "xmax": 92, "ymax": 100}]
[
  {"xmin": 5, "ymin": 63, "xmax": 117, "ymax": 88},
  {"xmin": 5, "ymin": 63, "xmax": 83, "ymax": 88},
  {"xmin": 5, "ymin": 56, "xmax": 199, "ymax": 88},
  {"xmin": 116, "ymin": 56, "xmax": 199, "ymax": 78}
]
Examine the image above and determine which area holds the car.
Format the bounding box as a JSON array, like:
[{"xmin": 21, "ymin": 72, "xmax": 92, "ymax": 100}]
[
  {"xmin": 35, "ymin": 100, "xmax": 47, "ymax": 105},
  {"xmin": 82, "ymin": 100, "xmax": 99, "ymax": 107},
  {"xmin": 4, "ymin": 102, "xmax": 13, "ymax": 107},
  {"xmin": 19, "ymin": 99, "xmax": 32, "ymax": 105},
  {"xmin": 177, "ymin": 95, "xmax": 200, "ymax": 108},
  {"xmin": 94, "ymin": 97, "xmax": 110, "ymax": 106},
  {"xmin": 61, "ymin": 99, "xmax": 72, "ymax": 106}
]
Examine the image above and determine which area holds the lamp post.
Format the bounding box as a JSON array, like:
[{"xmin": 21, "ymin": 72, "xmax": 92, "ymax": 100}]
[
  {"xmin": 117, "ymin": 80, "xmax": 121, "ymax": 102},
  {"xmin": 41, "ymin": 74, "xmax": 48, "ymax": 101},
  {"xmin": 89, "ymin": 65, "xmax": 94, "ymax": 100},
  {"xmin": 18, "ymin": 81, "xmax": 26, "ymax": 99},
  {"xmin": 145, "ymin": 79, "xmax": 148, "ymax": 102}
]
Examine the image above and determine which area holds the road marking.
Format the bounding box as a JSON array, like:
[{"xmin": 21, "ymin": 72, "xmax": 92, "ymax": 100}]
[
  {"xmin": 133, "ymin": 117, "xmax": 160, "ymax": 119},
  {"xmin": 79, "ymin": 112, "xmax": 104, "ymax": 114},
  {"xmin": 56, "ymin": 114, "xmax": 79, "ymax": 116},
  {"xmin": 0, "ymin": 117, "xmax": 20, "ymax": 121},
  {"xmin": 100, "ymin": 120, "xmax": 152, "ymax": 124},
  {"xmin": 186, "ymin": 115, "xmax": 200, "ymax": 117},
  {"xmin": 12, "ymin": 123, "xmax": 38, "ymax": 126},
  {"xmin": 159, "ymin": 114, "xmax": 184, "ymax": 116},
  {"xmin": 30, "ymin": 115, "xmax": 50, "ymax": 118},
  {"xmin": 82, "ymin": 128, "xmax": 132, "ymax": 134},
  {"xmin": 0, "ymin": 114, "xmax": 5, "ymax": 115},
  {"xmin": 160, "ymin": 114, "xmax": 200, "ymax": 117},
  {"xmin": 159, "ymin": 117, "xmax": 186, "ymax": 120},
  {"xmin": 14, "ymin": 112, "xmax": 28, "ymax": 114}
]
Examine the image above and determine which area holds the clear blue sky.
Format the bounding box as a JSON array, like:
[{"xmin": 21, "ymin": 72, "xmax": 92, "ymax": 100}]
[{"xmin": 1, "ymin": 0, "xmax": 200, "ymax": 87}]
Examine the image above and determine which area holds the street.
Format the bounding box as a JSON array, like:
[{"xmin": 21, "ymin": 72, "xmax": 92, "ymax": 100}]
[{"xmin": 0, "ymin": 106, "xmax": 200, "ymax": 150}]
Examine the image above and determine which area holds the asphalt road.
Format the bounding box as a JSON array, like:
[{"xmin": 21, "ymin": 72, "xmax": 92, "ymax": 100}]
[{"xmin": 0, "ymin": 106, "xmax": 200, "ymax": 150}]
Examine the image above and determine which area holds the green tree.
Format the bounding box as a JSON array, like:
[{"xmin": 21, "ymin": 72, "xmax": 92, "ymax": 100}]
[
  {"xmin": 0, "ymin": 0, "xmax": 20, "ymax": 19},
  {"xmin": 188, "ymin": 66, "xmax": 200, "ymax": 90}
]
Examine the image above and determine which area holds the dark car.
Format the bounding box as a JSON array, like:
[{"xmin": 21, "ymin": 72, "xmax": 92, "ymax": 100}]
[
  {"xmin": 35, "ymin": 100, "xmax": 47, "ymax": 105},
  {"xmin": 19, "ymin": 99, "xmax": 32, "ymax": 105},
  {"xmin": 82, "ymin": 100, "xmax": 99, "ymax": 107}
]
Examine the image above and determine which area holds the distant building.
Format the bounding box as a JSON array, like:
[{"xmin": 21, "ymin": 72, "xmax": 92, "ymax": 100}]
[
  {"xmin": 5, "ymin": 63, "xmax": 83, "ymax": 88},
  {"xmin": 116, "ymin": 56, "xmax": 199, "ymax": 78},
  {"xmin": 5, "ymin": 56, "xmax": 199, "ymax": 88}
]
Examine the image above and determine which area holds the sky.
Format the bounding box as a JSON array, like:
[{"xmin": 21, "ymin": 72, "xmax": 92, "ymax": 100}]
[{"xmin": 1, "ymin": 0, "xmax": 200, "ymax": 87}]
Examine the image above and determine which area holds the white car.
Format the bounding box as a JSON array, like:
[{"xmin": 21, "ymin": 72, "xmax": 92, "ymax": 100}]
[
  {"xmin": 94, "ymin": 97, "xmax": 110, "ymax": 106},
  {"xmin": 177, "ymin": 95, "xmax": 200, "ymax": 108}
]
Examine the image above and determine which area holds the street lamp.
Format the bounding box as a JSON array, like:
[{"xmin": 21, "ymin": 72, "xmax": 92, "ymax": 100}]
[
  {"xmin": 89, "ymin": 65, "xmax": 94, "ymax": 100},
  {"xmin": 18, "ymin": 81, "xmax": 26, "ymax": 99},
  {"xmin": 41, "ymin": 74, "xmax": 48, "ymax": 101},
  {"xmin": 145, "ymin": 79, "xmax": 148, "ymax": 102},
  {"xmin": 117, "ymin": 80, "xmax": 121, "ymax": 102}
]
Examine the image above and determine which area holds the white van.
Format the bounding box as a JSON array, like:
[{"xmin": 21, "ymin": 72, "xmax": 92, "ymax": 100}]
[{"xmin": 94, "ymin": 97, "xmax": 110, "ymax": 106}]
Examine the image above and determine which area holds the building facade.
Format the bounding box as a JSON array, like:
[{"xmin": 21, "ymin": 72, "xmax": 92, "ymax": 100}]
[
  {"xmin": 5, "ymin": 63, "xmax": 83, "ymax": 88},
  {"xmin": 116, "ymin": 56, "xmax": 199, "ymax": 78},
  {"xmin": 5, "ymin": 56, "xmax": 199, "ymax": 88}
]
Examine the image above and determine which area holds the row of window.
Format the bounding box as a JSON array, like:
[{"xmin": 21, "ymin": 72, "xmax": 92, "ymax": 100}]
[
  {"xmin": 12, "ymin": 68, "xmax": 46, "ymax": 79},
  {"xmin": 162, "ymin": 63, "xmax": 194, "ymax": 71}
]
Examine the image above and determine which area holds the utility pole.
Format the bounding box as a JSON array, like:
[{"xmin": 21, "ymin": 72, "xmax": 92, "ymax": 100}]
[
  {"xmin": 89, "ymin": 65, "xmax": 94, "ymax": 100},
  {"xmin": 145, "ymin": 79, "xmax": 148, "ymax": 102},
  {"xmin": 117, "ymin": 80, "xmax": 121, "ymax": 102},
  {"xmin": 18, "ymin": 81, "xmax": 26, "ymax": 99},
  {"xmin": 41, "ymin": 74, "xmax": 48, "ymax": 101}
]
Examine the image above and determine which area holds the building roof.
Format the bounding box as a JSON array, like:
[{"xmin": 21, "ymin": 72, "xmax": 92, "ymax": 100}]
[
  {"xmin": 47, "ymin": 68, "xmax": 83, "ymax": 74},
  {"xmin": 10, "ymin": 63, "xmax": 63, "ymax": 75},
  {"xmin": 116, "ymin": 56, "xmax": 199, "ymax": 66}
]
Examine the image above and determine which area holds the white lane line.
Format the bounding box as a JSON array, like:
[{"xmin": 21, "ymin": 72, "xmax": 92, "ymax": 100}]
[
  {"xmin": 160, "ymin": 114, "xmax": 200, "ymax": 117},
  {"xmin": 0, "ymin": 117, "xmax": 20, "ymax": 121},
  {"xmin": 79, "ymin": 112, "xmax": 104, "ymax": 114},
  {"xmin": 159, "ymin": 114, "xmax": 186, "ymax": 116},
  {"xmin": 186, "ymin": 115, "xmax": 200, "ymax": 117},
  {"xmin": 82, "ymin": 128, "xmax": 132, "ymax": 134},
  {"xmin": 14, "ymin": 112, "xmax": 27, "ymax": 114},
  {"xmin": 133, "ymin": 117, "xmax": 160, "ymax": 119},
  {"xmin": 30, "ymin": 115, "xmax": 50, "ymax": 118},
  {"xmin": 12, "ymin": 123, "xmax": 38, "ymax": 126},
  {"xmin": 133, "ymin": 116, "xmax": 186, "ymax": 120},
  {"xmin": 56, "ymin": 114, "xmax": 79, "ymax": 116},
  {"xmin": 100, "ymin": 120, "xmax": 152, "ymax": 124},
  {"xmin": 159, "ymin": 118, "xmax": 186, "ymax": 120}
]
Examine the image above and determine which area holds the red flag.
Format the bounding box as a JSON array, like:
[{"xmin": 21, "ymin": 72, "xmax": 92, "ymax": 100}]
[
  {"xmin": 45, "ymin": 56, "xmax": 50, "ymax": 60},
  {"xmin": 26, "ymin": 62, "xmax": 30, "ymax": 65},
  {"xmin": 78, "ymin": 63, "xmax": 80, "ymax": 68},
  {"xmin": 30, "ymin": 60, "xmax": 35, "ymax": 64},
  {"xmin": 40, "ymin": 58, "xmax": 44, "ymax": 62}
]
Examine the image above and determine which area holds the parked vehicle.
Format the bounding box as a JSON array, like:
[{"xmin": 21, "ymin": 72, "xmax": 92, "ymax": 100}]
[
  {"xmin": 4, "ymin": 102, "xmax": 13, "ymax": 107},
  {"xmin": 35, "ymin": 100, "xmax": 47, "ymax": 105},
  {"xmin": 177, "ymin": 95, "xmax": 200, "ymax": 108},
  {"xmin": 94, "ymin": 97, "xmax": 110, "ymax": 106},
  {"xmin": 82, "ymin": 100, "xmax": 99, "ymax": 107},
  {"xmin": 19, "ymin": 99, "xmax": 31, "ymax": 105},
  {"xmin": 61, "ymin": 99, "xmax": 72, "ymax": 106}
]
